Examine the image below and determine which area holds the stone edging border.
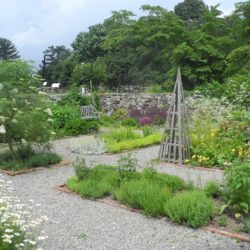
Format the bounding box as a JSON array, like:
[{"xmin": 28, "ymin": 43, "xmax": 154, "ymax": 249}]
[
  {"xmin": 54, "ymin": 184, "xmax": 250, "ymax": 243},
  {"xmin": 0, "ymin": 160, "xmax": 70, "ymax": 176}
]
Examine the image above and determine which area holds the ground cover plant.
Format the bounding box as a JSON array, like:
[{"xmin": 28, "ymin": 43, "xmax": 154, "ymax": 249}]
[
  {"xmin": 67, "ymin": 156, "xmax": 216, "ymax": 228},
  {"xmin": 101, "ymin": 128, "xmax": 162, "ymax": 153},
  {"xmin": 0, "ymin": 150, "xmax": 61, "ymax": 171}
]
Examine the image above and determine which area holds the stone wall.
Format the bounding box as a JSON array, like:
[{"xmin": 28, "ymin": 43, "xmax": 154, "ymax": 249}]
[{"xmin": 100, "ymin": 93, "xmax": 171, "ymax": 112}]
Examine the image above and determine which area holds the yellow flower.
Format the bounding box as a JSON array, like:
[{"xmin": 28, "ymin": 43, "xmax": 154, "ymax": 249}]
[{"xmin": 235, "ymin": 213, "xmax": 241, "ymax": 220}]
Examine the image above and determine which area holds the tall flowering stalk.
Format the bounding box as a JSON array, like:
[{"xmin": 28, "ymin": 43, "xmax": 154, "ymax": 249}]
[{"xmin": 0, "ymin": 174, "xmax": 48, "ymax": 249}]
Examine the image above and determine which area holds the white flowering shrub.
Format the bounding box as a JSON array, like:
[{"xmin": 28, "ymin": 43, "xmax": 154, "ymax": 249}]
[
  {"xmin": 0, "ymin": 174, "xmax": 48, "ymax": 249},
  {"xmin": 0, "ymin": 61, "xmax": 54, "ymax": 160}
]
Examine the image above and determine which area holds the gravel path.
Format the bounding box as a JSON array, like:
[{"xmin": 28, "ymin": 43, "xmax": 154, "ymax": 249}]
[
  {"xmin": 53, "ymin": 136, "xmax": 224, "ymax": 187},
  {"xmin": 2, "ymin": 136, "xmax": 249, "ymax": 250}
]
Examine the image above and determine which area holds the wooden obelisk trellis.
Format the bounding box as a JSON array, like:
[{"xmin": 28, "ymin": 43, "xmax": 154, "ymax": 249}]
[{"xmin": 158, "ymin": 68, "xmax": 191, "ymax": 165}]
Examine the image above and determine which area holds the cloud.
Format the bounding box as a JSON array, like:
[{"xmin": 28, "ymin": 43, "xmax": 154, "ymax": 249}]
[{"xmin": 1, "ymin": 0, "xmax": 239, "ymax": 64}]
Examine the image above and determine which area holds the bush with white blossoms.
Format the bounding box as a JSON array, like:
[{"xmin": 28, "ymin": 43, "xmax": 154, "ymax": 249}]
[
  {"xmin": 0, "ymin": 61, "xmax": 54, "ymax": 160},
  {"xmin": 0, "ymin": 174, "xmax": 48, "ymax": 250}
]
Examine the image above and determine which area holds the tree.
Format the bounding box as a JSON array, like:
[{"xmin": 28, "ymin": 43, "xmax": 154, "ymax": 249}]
[
  {"xmin": 101, "ymin": 6, "xmax": 186, "ymax": 88},
  {"xmin": 226, "ymin": 45, "xmax": 250, "ymax": 75},
  {"xmin": 71, "ymin": 59, "xmax": 107, "ymax": 87},
  {"xmin": 0, "ymin": 38, "xmax": 20, "ymax": 60},
  {"xmin": 40, "ymin": 45, "xmax": 72, "ymax": 83},
  {"xmin": 72, "ymin": 24, "xmax": 106, "ymax": 63},
  {"xmin": 174, "ymin": 0, "xmax": 207, "ymax": 23},
  {"xmin": 168, "ymin": 30, "xmax": 226, "ymax": 88},
  {"xmin": 0, "ymin": 61, "xmax": 53, "ymax": 160}
]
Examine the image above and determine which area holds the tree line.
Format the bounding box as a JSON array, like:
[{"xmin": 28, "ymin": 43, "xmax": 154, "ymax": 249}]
[{"xmin": 1, "ymin": 0, "xmax": 250, "ymax": 90}]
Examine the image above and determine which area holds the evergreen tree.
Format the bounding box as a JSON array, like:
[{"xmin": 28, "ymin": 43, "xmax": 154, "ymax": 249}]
[{"xmin": 0, "ymin": 38, "xmax": 20, "ymax": 60}]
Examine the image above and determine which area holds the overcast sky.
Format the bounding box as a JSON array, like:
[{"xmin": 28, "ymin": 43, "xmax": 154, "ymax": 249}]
[{"xmin": 0, "ymin": 0, "xmax": 245, "ymax": 65}]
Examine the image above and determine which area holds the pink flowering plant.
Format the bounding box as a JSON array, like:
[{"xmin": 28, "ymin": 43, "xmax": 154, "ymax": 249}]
[{"xmin": 0, "ymin": 174, "xmax": 48, "ymax": 249}]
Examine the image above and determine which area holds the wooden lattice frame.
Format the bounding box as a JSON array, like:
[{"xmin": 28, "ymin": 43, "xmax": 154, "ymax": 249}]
[{"xmin": 158, "ymin": 68, "xmax": 191, "ymax": 165}]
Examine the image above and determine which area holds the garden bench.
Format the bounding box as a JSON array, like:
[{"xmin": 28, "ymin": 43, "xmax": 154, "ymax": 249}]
[
  {"xmin": 51, "ymin": 83, "xmax": 60, "ymax": 91},
  {"xmin": 80, "ymin": 105, "xmax": 101, "ymax": 119}
]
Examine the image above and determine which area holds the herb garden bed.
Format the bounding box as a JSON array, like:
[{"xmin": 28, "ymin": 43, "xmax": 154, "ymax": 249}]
[
  {"xmin": 0, "ymin": 159, "xmax": 69, "ymax": 176},
  {"xmin": 52, "ymin": 157, "xmax": 250, "ymax": 244},
  {"xmin": 54, "ymin": 183, "xmax": 250, "ymax": 243}
]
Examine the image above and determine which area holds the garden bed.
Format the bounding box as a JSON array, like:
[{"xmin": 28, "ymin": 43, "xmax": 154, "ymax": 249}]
[
  {"xmin": 54, "ymin": 183, "xmax": 250, "ymax": 243},
  {"xmin": 0, "ymin": 159, "xmax": 69, "ymax": 176}
]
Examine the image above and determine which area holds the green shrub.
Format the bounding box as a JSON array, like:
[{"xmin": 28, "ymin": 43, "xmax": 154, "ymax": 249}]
[
  {"xmin": 68, "ymin": 164, "xmax": 119, "ymax": 199},
  {"xmin": 73, "ymin": 158, "xmax": 90, "ymax": 180},
  {"xmin": 218, "ymin": 215, "xmax": 228, "ymax": 227},
  {"xmin": 58, "ymin": 87, "xmax": 92, "ymax": 106},
  {"xmin": 242, "ymin": 217, "xmax": 250, "ymax": 234},
  {"xmin": 67, "ymin": 177, "xmax": 112, "ymax": 199},
  {"xmin": 64, "ymin": 118, "xmax": 99, "ymax": 136},
  {"xmin": 0, "ymin": 152, "xmax": 61, "ymax": 171},
  {"xmin": 122, "ymin": 118, "xmax": 138, "ymax": 127},
  {"xmin": 141, "ymin": 167, "xmax": 187, "ymax": 192},
  {"xmin": 110, "ymin": 108, "xmax": 128, "ymax": 120},
  {"xmin": 52, "ymin": 105, "xmax": 79, "ymax": 128},
  {"xmin": 117, "ymin": 154, "xmax": 138, "ymax": 181},
  {"xmin": 165, "ymin": 190, "xmax": 213, "ymax": 228},
  {"xmin": 225, "ymin": 161, "xmax": 250, "ymax": 213},
  {"xmin": 204, "ymin": 181, "xmax": 222, "ymax": 198},
  {"xmin": 115, "ymin": 179, "xmax": 172, "ymax": 216}
]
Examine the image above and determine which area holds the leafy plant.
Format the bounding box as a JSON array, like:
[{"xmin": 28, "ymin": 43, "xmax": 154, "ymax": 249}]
[
  {"xmin": 115, "ymin": 179, "xmax": 172, "ymax": 216},
  {"xmin": 242, "ymin": 217, "xmax": 250, "ymax": 234},
  {"xmin": 165, "ymin": 190, "xmax": 213, "ymax": 228},
  {"xmin": 0, "ymin": 151, "xmax": 61, "ymax": 171},
  {"xmin": 68, "ymin": 164, "xmax": 119, "ymax": 199},
  {"xmin": 0, "ymin": 61, "xmax": 53, "ymax": 160},
  {"xmin": 117, "ymin": 154, "xmax": 138, "ymax": 181},
  {"xmin": 224, "ymin": 161, "xmax": 250, "ymax": 213},
  {"xmin": 218, "ymin": 215, "xmax": 228, "ymax": 227},
  {"xmin": 64, "ymin": 118, "xmax": 99, "ymax": 136},
  {"xmin": 204, "ymin": 181, "xmax": 222, "ymax": 198},
  {"xmin": 73, "ymin": 158, "xmax": 91, "ymax": 181},
  {"xmin": 122, "ymin": 118, "xmax": 138, "ymax": 127}
]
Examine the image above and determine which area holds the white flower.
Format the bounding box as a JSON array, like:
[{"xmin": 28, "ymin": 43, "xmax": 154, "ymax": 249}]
[
  {"xmin": 21, "ymin": 138, "xmax": 26, "ymax": 144},
  {"xmin": 44, "ymin": 108, "xmax": 53, "ymax": 116},
  {"xmin": 10, "ymin": 88, "xmax": 18, "ymax": 94},
  {"xmin": 5, "ymin": 228, "xmax": 14, "ymax": 233},
  {"xmin": 0, "ymin": 83, "xmax": 3, "ymax": 90},
  {"xmin": 12, "ymin": 119, "xmax": 18, "ymax": 124},
  {"xmin": 0, "ymin": 116, "xmax": 6, "ymax": 122},
  {"xmin": 3, "ymin": 238, "xmax": 12, "ymax": 244},
  {"xmin": 38, "ymin": 235, "xmax": 47, "ymax": 241},
  {"xmin": 29, "ymin": 240, "xmax": 37, "ymax": 245},
  {"xmin": 0, "ymin": 125, "xmax": 6, "ymax": 134}
]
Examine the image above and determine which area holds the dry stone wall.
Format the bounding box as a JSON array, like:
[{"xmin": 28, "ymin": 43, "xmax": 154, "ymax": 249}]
[{"xmin": 100, "ymin": 93, "xmax": 171, "ymax": 112}]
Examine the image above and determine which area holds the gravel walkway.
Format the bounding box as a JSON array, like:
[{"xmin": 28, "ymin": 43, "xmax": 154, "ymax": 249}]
[
  {"xmin": 1, "ymin": 136, "xmax": 249, "ymax": 250},
  {"xmin": 53, "ymin": 136, "xmax": 224, "ymax": 187}
]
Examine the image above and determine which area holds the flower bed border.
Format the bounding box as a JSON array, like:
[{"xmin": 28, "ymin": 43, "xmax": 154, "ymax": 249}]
[
  {"xmin": 54, "ymin": 183, "xmax": 250, "ymax": 243},
  {"xmin": 0, "ymin": 160, "xmax": 70, "ymax": 176}
]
